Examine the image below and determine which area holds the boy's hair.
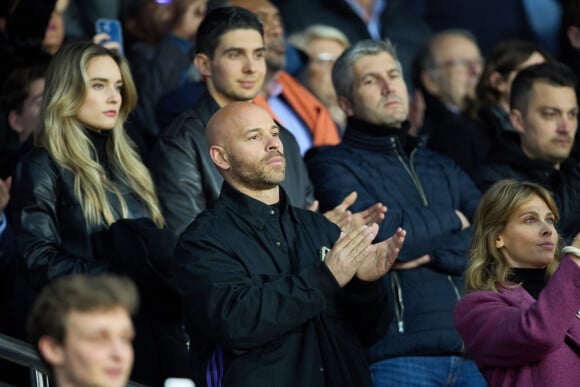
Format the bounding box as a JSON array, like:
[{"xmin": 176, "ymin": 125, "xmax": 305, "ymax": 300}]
[
  {"xmin": 195, "ymin": 6, "xmax": 263, "ymax": 58},
  {"xmin": 28, "ymin": 274, "xmax": 139, "ymax": 364}
]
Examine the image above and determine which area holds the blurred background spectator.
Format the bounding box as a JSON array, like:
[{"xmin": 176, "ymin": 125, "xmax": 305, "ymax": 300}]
[
  {"xmin": 405, "ymin": 0, "xmax": 562, "ymax": 56},
  {"xmin": 289, "ymin": 25, "xmax": 350, "ymax": 133},
  {"xmin": 279, "ymin": 0, "xmax": 432, "ymax": 89}
]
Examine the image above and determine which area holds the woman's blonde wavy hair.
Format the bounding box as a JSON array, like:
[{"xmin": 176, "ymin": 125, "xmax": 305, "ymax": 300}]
[
  {"xmin": 34, "ymin": 41, "xmax": 164, "ymax": 228},
  {"xmin": 465, "ymin": 179, "xmax": 561, "ymax": 293}
]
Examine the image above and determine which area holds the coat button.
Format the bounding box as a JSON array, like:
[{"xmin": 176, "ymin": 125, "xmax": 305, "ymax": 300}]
[{"xmin": 275, "ymin": 241, "xmax": 281, "ymax": 247}]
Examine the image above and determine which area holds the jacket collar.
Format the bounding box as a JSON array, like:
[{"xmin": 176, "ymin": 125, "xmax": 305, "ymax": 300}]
[
  {"xmin": 342, "ymin": 117, "xmax": 417, "ymax": 154},
  {"xmin": 193, "ymin": 89, "xmax": 222, "ymax": 124},
  {"xmin": 219, "ymin": 181, "xmax": 301, "ymax": 229}
]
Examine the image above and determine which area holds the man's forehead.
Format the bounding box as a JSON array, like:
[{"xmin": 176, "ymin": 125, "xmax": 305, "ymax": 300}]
[
  {"xmin": 234, "ymin": 109, "xmax": 275, "ymax": 130},
  {"xmin": 432, "ymin": 35, "xmax": 479, "ymax": 57},
  {"xmin": 529, "ymin": 82, "xmax": 578, "ymax": 107},
  {"xmin": 354, "ymin": 52, "xmax": 398, "ymax": 74}
]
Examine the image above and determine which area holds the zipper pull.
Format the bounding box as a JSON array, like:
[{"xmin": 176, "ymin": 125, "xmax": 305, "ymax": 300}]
[{"xmin": 398, "ymin": 321, "xmax": 405, "ymax": 333}]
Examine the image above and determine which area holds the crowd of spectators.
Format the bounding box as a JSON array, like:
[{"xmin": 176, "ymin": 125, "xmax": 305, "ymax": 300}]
[{"xmin": 1, "ymin": 0, "xmax": 579, "ymax": 386}]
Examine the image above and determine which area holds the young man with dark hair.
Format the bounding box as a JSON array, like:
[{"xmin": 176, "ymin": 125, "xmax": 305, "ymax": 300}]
[
  {"xmin": 476, "ymin": 61, "xmax": 580, "ymax": 242},
  {"xmin": 151, "ymin": 6, "xmax": 386, "ymax": 240},
  {"xmin": 28, "ymin": 274, "xmax": 138, "ymax": 387}
]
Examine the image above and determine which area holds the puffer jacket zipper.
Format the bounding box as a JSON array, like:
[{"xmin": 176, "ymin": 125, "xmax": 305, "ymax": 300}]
[
  {"xmin": 448, "ymin": 275, "xmax": 465, "ymax": 352},
  {"xmin": 390, "ymin": 138, "xmax": 428, "ymax": 206},
  {"xmin": 391, "ymin": 272, "xmax": 405, "ymax": 333}
]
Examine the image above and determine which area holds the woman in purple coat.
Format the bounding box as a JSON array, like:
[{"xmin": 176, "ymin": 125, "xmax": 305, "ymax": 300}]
[{"xmin": 454, "ymin": 179, "xmax": 580, "ymax": 387}]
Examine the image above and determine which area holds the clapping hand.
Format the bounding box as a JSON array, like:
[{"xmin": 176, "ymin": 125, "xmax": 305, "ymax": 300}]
[{"xmin": 320, "ymin": 192, "xmax": 387, "ymax": 233}]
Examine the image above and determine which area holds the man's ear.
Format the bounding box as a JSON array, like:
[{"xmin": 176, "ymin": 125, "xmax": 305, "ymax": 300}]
[
  {"xmin": 420, "ymin": 70, "xmax": 441, "ymax": 96},
  {"xmin": 38, "ymin": 336, "xmax": 65, "ymax": 367},
  {"xmin": 510, "ymin": 109, "xmax": 525, "ymax": 134},
  {"xmin": 209, "ymin": 145, "xmax": 230, "ymax": 171},
  {"xmin": 337, "ymin": 96, "xmax": 354, "ymax": 117},
  {"xmin": 7, "ymin": 110, "xmax": 24, "ymax": 134},
  {"xmin": 194, "ymin": 54, "xmax": 212, "ymax": 78},
  {"xmin": 568, "ymin": 25, "xmax": 580, "ymax": 51}
]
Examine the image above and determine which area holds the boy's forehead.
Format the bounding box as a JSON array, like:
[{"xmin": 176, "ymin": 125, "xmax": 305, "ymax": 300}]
[
  {"xmin": 217, "ymin": 28, "xmax": 264, "ymax": 48},
  {"xmin": 65, "ymin": 307, "xmax": 131, "ymax": 332}
]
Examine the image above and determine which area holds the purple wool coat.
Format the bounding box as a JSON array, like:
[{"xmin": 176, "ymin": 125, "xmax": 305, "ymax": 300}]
[{"xmin": 454, "ymin": 257, "xmax": 580, "ymax": 386}]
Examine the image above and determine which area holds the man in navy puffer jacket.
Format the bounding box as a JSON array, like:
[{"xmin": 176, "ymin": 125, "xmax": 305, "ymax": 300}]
[{"xmin": 306, "ymin": 39, "xmax": 486, "ymax": 387}]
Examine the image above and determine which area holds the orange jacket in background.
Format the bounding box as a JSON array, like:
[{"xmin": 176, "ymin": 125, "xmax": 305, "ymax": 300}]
[{"xmin": 254, "ymin": 71, "xmax": 341, "ymax": 147}]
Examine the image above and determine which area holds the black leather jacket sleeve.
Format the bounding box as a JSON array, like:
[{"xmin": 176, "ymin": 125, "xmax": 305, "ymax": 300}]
[
  {"xmin": 150, "ymin": 114, "xmax": 221, "ymax": 240},
  {"xmin": 12, "ymin": 149, "xmax": 108, "ymax": 289}
]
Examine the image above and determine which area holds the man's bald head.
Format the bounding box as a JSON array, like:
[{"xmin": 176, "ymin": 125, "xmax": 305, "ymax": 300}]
[
  {"xmin": 206, "ymin": 101, "xmax": 285, "ymax": 199},
  {"xmin": 206, "ymin": 101, "xmax": 267, "ymax": 146}
]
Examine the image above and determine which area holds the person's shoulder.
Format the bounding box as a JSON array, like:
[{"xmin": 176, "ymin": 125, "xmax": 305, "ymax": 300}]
[
  {"xmin": 455, "ymin": 289, "xmax": 512, "ymax": 320},
  {"xmin": 179, "ymin": 204, "xmax": 227, "ymax": 241},
  {"xmin": 22, "ymin": 146, "xmax": 49, "ymax": 160},
  {"xmin": 475, "ymin": 161, "xmax": 519, "ymax": 181},
  {"xmin": 161, "ymin": 105, "xmax": 206, "ymax": 139},
  {"xmin": 20, "ymin": 147, "xmax": 57, "ymax": 170},
  {"xmin": 416, "ymin": 146, "xmax": 460, "ymax": 167},
  {"xmin": 305, "ymin": 144, "xmax": 353, "ymax": 164},
  {"xmin": 160, "ymin": 91, "xmax": 215, "ymax": 140},
  {"xmin": 13, "ymin": 147, "xmax": 62, "ymax": 193},
  {"xmin": 189, "ymin": 197, "xmax": 237, "ymax": 231}
]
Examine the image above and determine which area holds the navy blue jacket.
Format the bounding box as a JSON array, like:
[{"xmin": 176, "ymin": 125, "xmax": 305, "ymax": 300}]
[{"xmin": 306, "ymin": 122, "xmax": 481, "ymax": 361}]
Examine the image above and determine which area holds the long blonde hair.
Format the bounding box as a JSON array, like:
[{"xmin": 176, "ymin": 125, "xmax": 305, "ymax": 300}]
[
  {"xmin": 35, "ymin": 41, "xmax": 164, "ymax": 227},
  {"xmin": 465, "ymin": 180, "xmax": 560, "ymax": 292}
]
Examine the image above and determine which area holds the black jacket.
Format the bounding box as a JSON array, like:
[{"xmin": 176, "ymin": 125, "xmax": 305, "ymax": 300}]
[
  {"xmin": 11, "ymin": 135, "xmax": 190, "ymax": 385},
  {"xmin": 11, "ymin": 146, "xmax": 153, "ymax": 289},
  {"xmin": 173, "ymin": 182, "xmax": 390, "ymax": 387},
  {"xmin": 476, "ymin": 143, "xmax": 580, "ymax": 242},
  {"xmin": 425, "ymin": 103, "xmax": 521, "ymax": 178},
  {"xmin": 150, "ymin": 90, "xmax": 315, "ymax": 240}
]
